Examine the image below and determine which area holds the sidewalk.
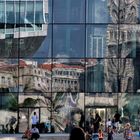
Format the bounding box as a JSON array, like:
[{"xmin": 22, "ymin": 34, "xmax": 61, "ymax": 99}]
[
  {"xmin": 0, "ymin": 133, "xmax": 140, "ymax": 140},
  {"xmin": 0, "ymin": 134, "xmax": 69, "ymax": 140}
]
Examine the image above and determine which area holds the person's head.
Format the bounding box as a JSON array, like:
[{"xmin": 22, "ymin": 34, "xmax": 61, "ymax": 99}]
[
  {"xmin": 71, "ymin": 109, "xmax": 82, "ymax": 123},
  {"xmin": 34, "ymin": 112, "xmax": 36, "ymax": 115},
  {"xmin": 69, "ymin": 127, "xmax": 85, "ymax": 140},
  {"xmin": 108, "ymin": 126, "xmax": 112, "ymax": 132},
  {"xmin": 98, "ymin": 129, "xmax": 102, "ymax": 133},
  {"xmin": 126, "ymin": 123, "xmax": 131, "ymax": 129},
  {"xmin": 108, "ymin": 119, "xmax": 110, "ymax": 121}
]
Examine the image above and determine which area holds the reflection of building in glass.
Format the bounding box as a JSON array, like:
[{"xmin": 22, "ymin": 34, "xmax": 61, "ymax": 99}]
[
  {"xmin": 86, "ymin": 25, "xmax": 107, "ymax": 58},
  {"xmin": 89, "ymin": 35, "xmax": 105, "ymax": 58},
  {"xmin": 0, "ymin": 0, "xmax": 48, "ymax": 57},
  {"xmin": 0, "ymin": 60, "xmax": 18, "ymax": 92},
  {"xmin": 104, "ymin": 0, "xmax": 139, "ymax": 93},
  {"xmin": 1, "ymin": 0, "xmax": 140, "ymax": 135},
  {"xmin": 80, "ymin": 59, "xmax": 104, "ymax": 92},
  {"xmin": 51, "ymin": 62, "xmax": 84, "ymax": 92},
  {"xmin": 0, "ymin": 59, "xmax": 84, "ymax": 93}
]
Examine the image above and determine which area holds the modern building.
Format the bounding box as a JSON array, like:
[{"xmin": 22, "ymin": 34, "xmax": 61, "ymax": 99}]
[{"xmin": 0, "ymin": 0, "xmax": 140, "ymax": 135}]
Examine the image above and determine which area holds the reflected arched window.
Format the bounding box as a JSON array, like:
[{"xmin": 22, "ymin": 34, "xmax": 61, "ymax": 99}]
[{"xmin": 1, "ymin": 76, "xmax": 5, "ymax": 84}]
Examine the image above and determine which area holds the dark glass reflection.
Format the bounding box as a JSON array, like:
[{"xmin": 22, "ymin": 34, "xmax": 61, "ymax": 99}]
[
  {"xmin": 53, "ymin": 25, "xmax": 85, "ymax": 58},
  {"xmin": 53, "ymin": 0, "xmax": 85, "ymax": 23},
  {"xmin": 86, "ymin": 0, "xmax": 111, "ymax": 23}
]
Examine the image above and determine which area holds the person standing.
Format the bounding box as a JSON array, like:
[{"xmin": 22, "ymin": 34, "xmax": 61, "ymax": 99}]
[
  {"xmin": 124, "ymin": 123, "xmax": 134, "ymax": 140},
  {"xmin": 98, "ymin": 129, "xmax": 104, "ymax": 140},
  {"xmin": 107, "ymin": 126, "xmax": 114, "ymax": 140},
  {"xmin": 94, "ymin": 111, "xmax": 101, "ymax": 133},
  {"xmin": 106, "ymin": 119, "xmax": 112, "ymax": 130},
  {"xmin": 31, "ymin": 112, "xmax": 39, "ymax": 128}
]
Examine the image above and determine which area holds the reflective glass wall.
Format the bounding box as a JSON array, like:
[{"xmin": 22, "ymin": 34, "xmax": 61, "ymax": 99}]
[{"xmin": 0, "ymin": 0, "xmax": 140, "ymax": 134}]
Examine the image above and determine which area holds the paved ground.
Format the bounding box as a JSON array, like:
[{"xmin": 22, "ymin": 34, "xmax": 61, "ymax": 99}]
[{"xmin": 0, "ymin": 133, "xmax": 140, "ymax": 140}]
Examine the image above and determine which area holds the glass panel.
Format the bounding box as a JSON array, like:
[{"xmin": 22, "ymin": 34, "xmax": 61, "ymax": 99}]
[
  {"xmin": 85, "ymin": 107, "xmax": 117, "ymax": 133},
  {"xmin": 118, "ymin": 93, "xmax": 140, "ymax": 130},
  {"xmin": 53, "ymin": 0, "xmax": 85, "ymax": 23},
  {"xmin": 6, "ymin": 1, "xmax": 15, "ymax": 23},
  {"xmin": 104, "ymin": 59, "xmax": 119, "ymax": 92},
  {"xmin": 19, "ymin": 30, "xmax": 48, "ymax": 58},
  {"xmin": 0, "ymin": 93, "xmax": 18, "ymax": 134},
  {"xmin": 86, "ymin": 25, "xmax": 107, "ymax": 58},
  {"xmin": 18, "ymin": 59, "xmax": 52, "ymax": 93},
  {"xmin": 26, "ymin": 1, "xmax": 34, "ymax": 23},
  {"xmin": 40, "ymin": 108, "xmax": 51, "ymax": 133},
  {"xmin": 29, "ymin": 108, "xmax": 39, "ymax": 128},
  {"xmin": 85, "ymin": 59, "xmax": 104, "ymax": 92},
  {"xmin": 86, "ymin": 0, "xmax": 111, "ymax": 23},
  {"xmin": 52, "ymin": 93, "xmax": 84, "ymax": 133},
  {"xmin": 20, "ymin": 1, "xmax": 25, "ymax": 24},
  {"xmin": 19, "ymin": 108, "xmax": 29, "ymax": 133},
  {"xmin": 85, "ymin": 93, "xmax": 118, "ymax": 107},
  {"xmin": 4, "ymin": 37, "xmax": 18, "ymax": 58},
  {"xmin": 0, "ymin": 59, "xmax": 18, "ymax": 93},
  {"xmin": 53, "ymin": 25, "xmax": 85, "ymax": 58},
  {"xmin": 0, "ymin": 1, "xmax": 5, "ymax": 23},
  {"xmin": 18, "ymin": 94, "xmax": 52, "ymax": 108},
  {"xmin": 19, "ymin": 108, "xmax": 39, "ymax": 133},
  {"xmin": 35, "ymin": 1, "xmax": 44, "ymax": 23},
  {"xmin": 15, "ymin": 1, "xmax": 20, "ymax": 24},
  {"xmin": 52, "ymin": 59, "xmax": 85, "ymax": 93},
  {"xmin": 119, "ymin": 0, "xmax": 137, "ymax": 24},
  {"xmin": 118, "ymin": 24, "xmax": 137, "ymax": 58},
  {"xmin": 105, "ymin": 24, "xmax": 119, "ymax": 58},
  {"xmin": 34, "ymin": 25, "xmax": 52, "ymax": 58}
]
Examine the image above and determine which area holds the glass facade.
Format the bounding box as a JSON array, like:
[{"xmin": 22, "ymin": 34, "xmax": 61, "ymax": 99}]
[{"xmin": 0, "ymin": 0, "xmax": 140, "ymax": 135}]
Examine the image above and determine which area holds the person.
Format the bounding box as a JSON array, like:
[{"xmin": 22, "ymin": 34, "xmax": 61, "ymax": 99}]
[
  {"xmin": 31, "ymin": 126, "xmax": 40, "ymax": 140},
  {"xmin": 114, "ymin": 111, "xmax": 121, "ymax": 123},
  {"xmin": 107, "ymin": 126, "xmax": 114, "ymax": 140},
  {"xmin": 106, "ymin": 119, "xmax": 112, "ymax": 129},
  {"xmin": 22, "ymin": 127, "xmax": 32, "ymax": 140},
  {"xmin": 69, "ymin": 126, "xmax": 85, "ymax": 140},
  {"xmin": 94, "ymin": 111, "xmax": 101, "ymax": 133},
  {"xmin": 98, "ymin": 129, "xmax": 104, "ymax": 140},
  {"xmin": 114, "ymin": 111, "xmax": 121, "ymax": 133},
  {"xmin": 124, "ymin": 123, "xmax": 134, "ymax": 140},
  {"xmin": 31, "ymin": 112, "xmax": 39, "ymax": 128}
]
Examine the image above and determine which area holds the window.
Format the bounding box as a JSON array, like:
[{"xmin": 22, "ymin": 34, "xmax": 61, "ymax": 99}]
[{"xmin": 1, "ymin": 76, "xmax": 5, "ymax": 84}]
